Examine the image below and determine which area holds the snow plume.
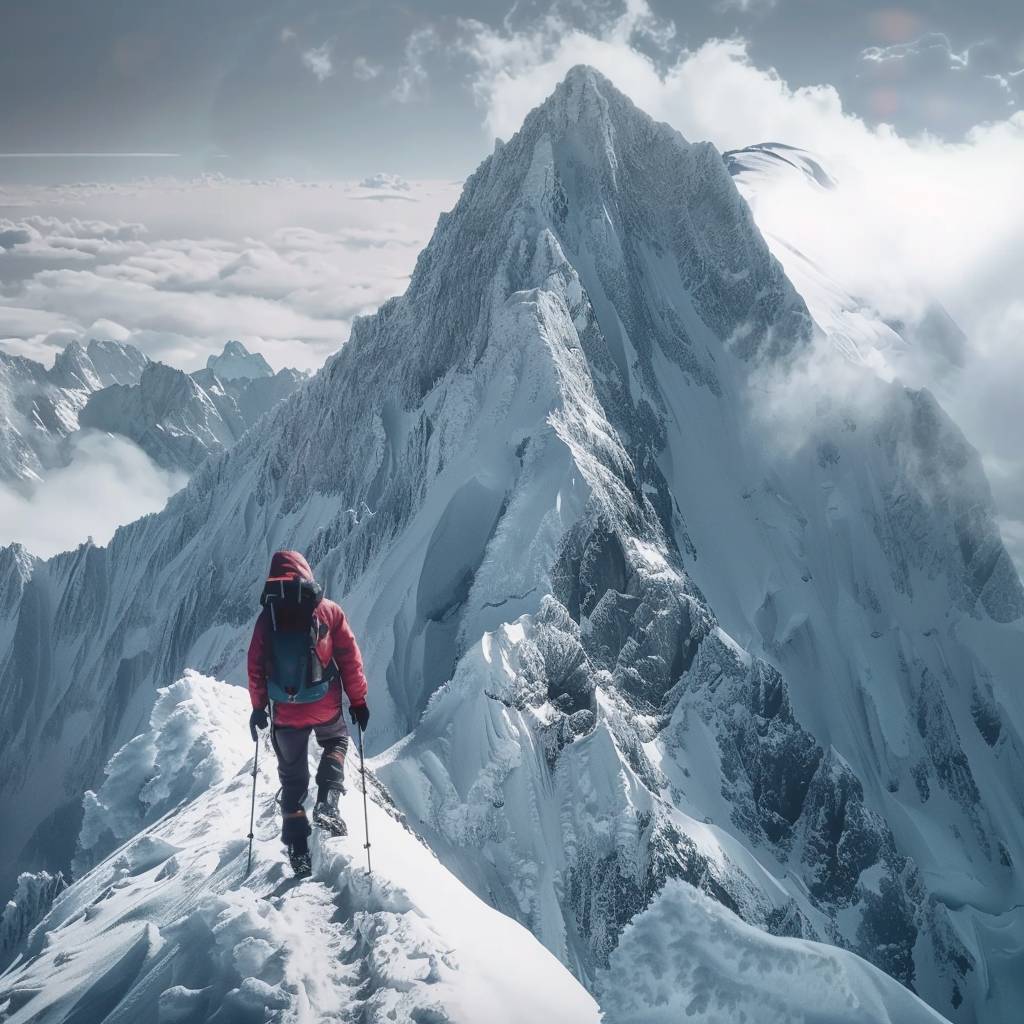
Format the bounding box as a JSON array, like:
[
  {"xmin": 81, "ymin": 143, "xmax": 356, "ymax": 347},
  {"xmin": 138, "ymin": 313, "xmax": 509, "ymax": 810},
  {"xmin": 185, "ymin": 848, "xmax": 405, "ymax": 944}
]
[
  {"xmin": 459, "ymin": 5, "xmax": 1024, "ymax": 571},
  {"xmin": 742, "ymin": 328, "xmax": 884, "ymax": 459},
  {"xmin": 0, "ymin": 431, "xmax": 185, "ymax": 557},
  {"xmin": 599, "ymin": 881, "xmax": 949, "ymax": 1024}
]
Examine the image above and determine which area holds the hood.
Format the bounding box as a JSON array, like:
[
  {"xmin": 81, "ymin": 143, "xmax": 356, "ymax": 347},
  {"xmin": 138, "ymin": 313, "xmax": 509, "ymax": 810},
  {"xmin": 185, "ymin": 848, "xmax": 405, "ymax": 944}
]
[{"xmin": 267, "ymin": 549, "xmax": 314, "ymax": 582}]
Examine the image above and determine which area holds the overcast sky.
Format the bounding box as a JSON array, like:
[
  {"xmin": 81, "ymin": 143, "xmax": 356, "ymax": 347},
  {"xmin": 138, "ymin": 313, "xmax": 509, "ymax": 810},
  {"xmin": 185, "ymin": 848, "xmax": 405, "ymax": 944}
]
[
  {"xmin": 0, "ymin": 0, "xmax": 1022, "ymax": 566},
  {"xmin": 1, "ymin": 0, "xmax": 1022, "ymax": 182}
]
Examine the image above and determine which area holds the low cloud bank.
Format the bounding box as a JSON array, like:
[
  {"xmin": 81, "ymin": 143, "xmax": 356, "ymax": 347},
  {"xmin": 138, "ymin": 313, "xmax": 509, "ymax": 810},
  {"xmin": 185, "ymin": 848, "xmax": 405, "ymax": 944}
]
[{"xmin": 0, "ymin": 432, "xmax": 186, "ymax": 558}]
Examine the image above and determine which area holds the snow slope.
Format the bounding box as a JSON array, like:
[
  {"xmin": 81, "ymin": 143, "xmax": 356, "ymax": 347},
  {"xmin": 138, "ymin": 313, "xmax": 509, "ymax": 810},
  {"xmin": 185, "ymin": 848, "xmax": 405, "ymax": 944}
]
[
  {"xmin": 0, "ymin": 674, "xmax": 599, "ymax": 1024},
  {"xmin": 600, "ymin": 880, "xmax": 949, "ymax": 1024},
  {"xmin": 1, "ymin": 67, "xmax": 1022, "ymax": 1022}
]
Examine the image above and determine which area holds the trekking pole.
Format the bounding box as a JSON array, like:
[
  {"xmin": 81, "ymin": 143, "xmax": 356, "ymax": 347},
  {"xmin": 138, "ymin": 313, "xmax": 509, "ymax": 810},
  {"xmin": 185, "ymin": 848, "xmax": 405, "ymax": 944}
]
[
  {"xmin": 245, "ymin": 734, "xmax": 259, "ymax": 877},
  {"xmin": 357, "ymin": 723, "xmax": 372, "ymax": 881}
]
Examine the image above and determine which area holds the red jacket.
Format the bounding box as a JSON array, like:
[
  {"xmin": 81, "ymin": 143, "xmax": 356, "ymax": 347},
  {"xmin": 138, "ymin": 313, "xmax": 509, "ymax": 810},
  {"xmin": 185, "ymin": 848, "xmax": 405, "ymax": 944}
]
[{"xmin": 247, "ymin": 550, "xmax": 368, "ymax": 728}]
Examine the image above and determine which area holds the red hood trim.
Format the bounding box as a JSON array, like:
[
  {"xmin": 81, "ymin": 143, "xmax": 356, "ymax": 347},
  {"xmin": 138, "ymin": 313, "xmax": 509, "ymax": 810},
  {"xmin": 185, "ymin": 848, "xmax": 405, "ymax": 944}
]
[{"xmin": 267, "ymin": 550, "xmax": 314, "ymax": 582}]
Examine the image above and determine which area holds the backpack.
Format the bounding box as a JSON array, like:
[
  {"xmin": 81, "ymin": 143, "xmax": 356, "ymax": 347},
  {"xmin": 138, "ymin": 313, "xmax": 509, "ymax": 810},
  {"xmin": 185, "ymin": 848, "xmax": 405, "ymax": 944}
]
[{"xmin": 260, "ymin": 576, "xmax": 338, "ymax": 704}]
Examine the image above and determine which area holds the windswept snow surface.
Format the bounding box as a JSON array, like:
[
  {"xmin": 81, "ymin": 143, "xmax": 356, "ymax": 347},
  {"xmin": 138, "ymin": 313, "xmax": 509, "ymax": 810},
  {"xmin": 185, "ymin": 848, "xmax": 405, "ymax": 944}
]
[
  {"xmin": 2, "ymin": 66, "xmax": 1023, "ymax": 1023},
  {"xmin": 600, "ymin": 880, "xmax": 950, "ymax": 1024},
  {"xmin": 0, "ymin": 674, "xmax": 599, "ymax": 1024}
]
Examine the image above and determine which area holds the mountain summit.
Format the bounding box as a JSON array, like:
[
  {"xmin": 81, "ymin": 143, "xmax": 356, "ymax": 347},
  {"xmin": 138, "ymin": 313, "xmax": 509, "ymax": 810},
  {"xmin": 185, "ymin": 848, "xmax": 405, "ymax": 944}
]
[
  {"xmin": 0, "ymin": 67, "xmax": 1021, "ymax": 1022},
  {"xmin": 206, "ymin": 340, "xmax": 274, "ymax": 381}
]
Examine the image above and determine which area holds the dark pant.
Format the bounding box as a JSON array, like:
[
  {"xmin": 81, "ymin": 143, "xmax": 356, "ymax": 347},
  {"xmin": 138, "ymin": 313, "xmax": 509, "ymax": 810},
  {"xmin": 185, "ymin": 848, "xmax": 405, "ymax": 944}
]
[{"xmin": 272, "ymin": 711, "xmax": 349, "ymax": 818}]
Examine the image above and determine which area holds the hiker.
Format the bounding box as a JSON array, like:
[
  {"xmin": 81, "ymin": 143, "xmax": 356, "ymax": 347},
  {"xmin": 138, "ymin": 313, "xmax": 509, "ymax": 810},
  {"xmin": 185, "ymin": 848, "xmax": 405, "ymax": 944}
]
[{"xmin": 247, "ymin": 550, "xmax": 370, "ymax": 877}]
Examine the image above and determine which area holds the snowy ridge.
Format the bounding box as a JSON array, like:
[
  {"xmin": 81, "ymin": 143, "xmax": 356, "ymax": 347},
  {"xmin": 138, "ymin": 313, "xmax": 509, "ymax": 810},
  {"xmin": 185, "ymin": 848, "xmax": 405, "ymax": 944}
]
[
  {"xmin": 0, "ymin": 66, "xmax": 1022, "ymax": 1022},
  {"xmin": 0, "ymin": 675, "xmax": 599, "ymax": 1024}
]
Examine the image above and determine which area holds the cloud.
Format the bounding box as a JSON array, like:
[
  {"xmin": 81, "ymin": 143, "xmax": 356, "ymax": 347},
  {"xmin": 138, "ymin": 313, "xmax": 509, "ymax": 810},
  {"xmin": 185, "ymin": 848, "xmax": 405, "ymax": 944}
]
[
  {"xmin": 359, "ymin": 173, "xmax": 411, "ymax": 191},
  {"xmin": 394, "ymin": 27, "xmax": 439, "ymax": 103},
  {"xmin": 301, "ymin": 43, "xmax": 334, "ymax": 83},
  {"xmin": 713, "ymin": 0, "xmax": 777, "ymax": 13},
  {"xmin": 862, "ymin": 32, "xmax": 969, "ymax": 70},
  {"xmin": 353, "ymin": 56, "xmax": 382, "ymax": 81},
  {"xmin": 860, "ymin": 33, "xmax": 1023, "ymax": 119},
  {"xmin": 0, "ymin": 305, "xmax": 75, "ymax": 337},
  {"xmin": 0, "ymin": 431, "xmax": 186, "ymax": 558},
  {"xmin": 0, "ymin": 215, "xmax": 147, "ymax": 265}
]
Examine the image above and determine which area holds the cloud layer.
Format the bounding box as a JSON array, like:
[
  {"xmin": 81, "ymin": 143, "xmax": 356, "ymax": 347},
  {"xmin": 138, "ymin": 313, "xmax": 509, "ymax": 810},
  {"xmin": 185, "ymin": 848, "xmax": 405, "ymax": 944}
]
[
  {"xmin": 0, "ymin": 176, "xmax": 460, "ymax": 374},
  {"xmin": 0, "ymin": 431, "xmax": 186, "ymax": 558}
]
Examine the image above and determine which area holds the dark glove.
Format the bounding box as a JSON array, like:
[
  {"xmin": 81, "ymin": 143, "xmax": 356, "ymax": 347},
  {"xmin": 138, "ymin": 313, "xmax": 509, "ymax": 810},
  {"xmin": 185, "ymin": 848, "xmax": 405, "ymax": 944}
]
[
  {"xmin": 249, "ymin": 707, "xmax": 269, "ymax": 741},
  {"xmin": 349, "ymin": 703, "xmax": 370, "ymax": 731}
]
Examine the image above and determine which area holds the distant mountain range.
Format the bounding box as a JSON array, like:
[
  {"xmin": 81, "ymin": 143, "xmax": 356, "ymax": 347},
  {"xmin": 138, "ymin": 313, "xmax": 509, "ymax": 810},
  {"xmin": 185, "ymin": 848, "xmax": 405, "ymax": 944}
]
[{"xmin": 0, "ymin": 339, "xmax": 307, "ymax": 483}]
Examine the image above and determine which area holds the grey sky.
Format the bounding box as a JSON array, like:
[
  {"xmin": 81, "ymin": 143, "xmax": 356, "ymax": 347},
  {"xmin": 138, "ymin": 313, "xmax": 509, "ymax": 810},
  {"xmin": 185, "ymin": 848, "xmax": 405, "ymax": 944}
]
[{"xmin": 1, "ymin": 1, "xmax": 1021, "ymax": 183}]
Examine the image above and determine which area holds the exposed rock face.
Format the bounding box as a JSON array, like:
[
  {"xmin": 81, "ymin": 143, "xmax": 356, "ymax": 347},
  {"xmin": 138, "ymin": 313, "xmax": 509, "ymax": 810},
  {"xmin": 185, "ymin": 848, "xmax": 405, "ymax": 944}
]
[{"xmin": 0, "ymin": 67, "xmax": 1020, "ymax": 1023}]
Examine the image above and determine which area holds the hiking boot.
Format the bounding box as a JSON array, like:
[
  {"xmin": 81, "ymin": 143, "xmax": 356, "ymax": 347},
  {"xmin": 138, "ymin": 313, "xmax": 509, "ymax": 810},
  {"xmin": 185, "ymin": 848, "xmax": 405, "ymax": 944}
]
[
  {"xmin": 282, "ymin": 810, "xmax": 312, "ymax": 877},
  {"xmin": 312, "ymin": 789, "xmax": 347, "ymax": 837},
  {"xmin": 288, "ymin": 844, "xmax": 312, "ymax": 879}
]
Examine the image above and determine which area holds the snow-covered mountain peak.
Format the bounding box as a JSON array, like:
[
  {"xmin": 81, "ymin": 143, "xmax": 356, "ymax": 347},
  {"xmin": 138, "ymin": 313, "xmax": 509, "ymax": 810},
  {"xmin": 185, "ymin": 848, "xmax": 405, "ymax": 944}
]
[
  {"xmin": 1, "ymin": 70, "xmax": 1021, "ymax": 1023},
  {"xmin": 50, "ymin": 338, "xmax": 149, "ymax": 391},
  {"xmin": 206, "ymin": 340, "xmax": 274, "ymax": 381},
  {"xmin": 398, "ymin": 65, "xmax": 812, "ymax": 404}
]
